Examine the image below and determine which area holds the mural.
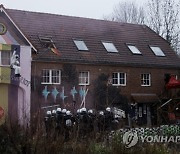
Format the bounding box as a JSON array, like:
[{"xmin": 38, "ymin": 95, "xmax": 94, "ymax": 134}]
[
  {"xmin": 60, "ymin": 86, "xmax": 68, "ymax": 103},
  {"xmin": 0, "ymin": 43, "xmax": 31, "ymax": 125},
  {"xmin": 42, "ymin": 86, "xmax": 50, "ymax": 101},
  {"xmin": 0, "ymin": 30, "xmax": 18, "ymax": 45},
  {"xmin": 70, "ymin": 86, "xmax": 78, "ymax": 100},
  {"xmin": 51, "ymin": 87, "xmax": 59, "ymax": 101},
  {"xmin": 10, "ymin": 48, "xmax": 21, "ymax": 77},
  {"xmin": 42, "ymin": 85, "xmax": 89, "ymax": 108}
]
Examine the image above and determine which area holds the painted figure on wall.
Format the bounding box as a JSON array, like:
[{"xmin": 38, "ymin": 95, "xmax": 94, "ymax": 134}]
[{"xmin": 10, "ymin": 48, "xmax": 21, "ymax": 77}]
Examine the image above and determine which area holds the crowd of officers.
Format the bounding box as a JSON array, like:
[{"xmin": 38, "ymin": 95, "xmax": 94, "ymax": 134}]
[{"xmin": 44, "ymin": 107, "xmax": 119, "ymax": 141}]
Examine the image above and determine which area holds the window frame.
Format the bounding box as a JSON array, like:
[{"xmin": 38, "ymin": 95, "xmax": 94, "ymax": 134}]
[
  {"xmin": 73, "ymin": 39, "xmax": 89, "ymax": 51},
  {"xmin": 0, "ymin": 50, "xmax": 11, "ymax": 66},
  {"xmin": 79, "ymin": 71, "xmax": 90, "ymax": 86},
  {"xmin": 112, "ymin": 72, "xmax": 126, "ymax": 86},
  {"xmin": 102, "ymin": 41, "xmax": 118, "ymax": 53},
  {"xmin": 127, "ymin": 44, "xmax": 142, "ymax": 55},
  {"xmin": 150, "ymin": 46, "xmax": 165, "ymax": 57},
  {"xmin": 41, "ymin": 69, "xmax": 61, "ymax": 85},
  {"xmin": 141, "ymin": 73, "xmax": 151, "ymax": 87}
]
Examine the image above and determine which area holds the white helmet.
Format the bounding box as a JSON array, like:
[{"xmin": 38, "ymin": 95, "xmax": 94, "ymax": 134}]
[
  {"xmin": 88, "ymin": 109, "xmax": 93, "ymax": 114},
  {"xmin": 57, "ymin": 108, "xmax": 61, "ymax": 112},
  {"xmin": 62, "ymin": 109, "xmax": 67, "ymax": 113},
  {"xmin": 52, "ymin": 110, "xmax": 56, "ymax": 114},
  {"xmin": 47, "ymin": 111, "xmax": 51, "ymax": 115},
  {"xmin": 106, "ymin": 107, "xmax": 111, "ymax": 112},
  {"xmin": 81, "ymin": 107, "xmax": 87, "ymax": 112},
  {"xmin": 99, "ymin": 111, "xmax": 104, "ymax": 115},
  {"xmin": 66, "ymin": 110, "xmax": 71, "ymax": 115},
  {"xmin": 77, "ymin": 109, "xmax": 80, "ymax": 113}
]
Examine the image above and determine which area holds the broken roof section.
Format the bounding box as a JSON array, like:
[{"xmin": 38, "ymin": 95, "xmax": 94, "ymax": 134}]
[{"xmin": 1, "ymin": 6, "xmax": 179, "ymax": 68}]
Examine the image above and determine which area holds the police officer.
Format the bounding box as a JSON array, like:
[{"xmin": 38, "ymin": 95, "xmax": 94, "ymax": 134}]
[
  {"xmin": 63, "ymin": 110, "xmax": 74, "ymax": 141},
  {"xmin": 44, "ymin": 111, "xmax": 52, "ymax": 137},
  {"xmin": 79, "ymin": 107, "xmax": 88, "ymax": 138},
  {"xmin": 88, "ymin": 109, "xmax": 96, "ymax": 133},
  {"xmin": 104, "ymin": 107, "xmax": 114, "ymax": 131},
  {"xmin": 97, "ymin": 111, "xmax": 105, "ymax": 132},
  {"xmin": 56, "ymin": 108, "xmax": 63, "ymax": 135},
  {"xmin": 52, "ymin": 109, "xmax": 57, "ymax": 127},
  {"xmin": 61, "ymin": 109, "xmax": 67, "ymax": 135}
]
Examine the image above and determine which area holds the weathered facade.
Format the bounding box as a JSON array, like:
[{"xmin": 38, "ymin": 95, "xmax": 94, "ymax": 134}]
[
  {"xmin": 0, "ymin": 6, "xmax": 31, "ymax": 125},
  {"xmin": 0, "ymin": 5, "xmax": 179, "ymax": 126}
]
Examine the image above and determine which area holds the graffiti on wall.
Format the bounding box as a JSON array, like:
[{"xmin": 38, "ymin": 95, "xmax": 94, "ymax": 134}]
[
  {"xmin": 51, "ymin": 87, "xmax": 59, "ymax": 101},
  {"xmin": 60, "ymin": 87, "xmax": 68, "ymax": 103},
  {"xmin": 42, "ymin": 86, "xmax": 88, "ymax": 107},
  {"xmin": 42, "ymin": 86, "xmax": 50, "ymax": 101}
]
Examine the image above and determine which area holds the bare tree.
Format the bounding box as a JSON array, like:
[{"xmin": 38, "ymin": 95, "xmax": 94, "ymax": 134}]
[
  {"xmin": 104, "ymin": 1, "xmax": 145, "ymax": 24},
  {"xmin": 147, "ymin": 0, "xmax": 180, "ymax": 54}
]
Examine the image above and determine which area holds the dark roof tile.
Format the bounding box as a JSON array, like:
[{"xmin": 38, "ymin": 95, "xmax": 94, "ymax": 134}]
[{"xmin": 6, "ymin": 8, "xmax": 180, "ymax": 68}]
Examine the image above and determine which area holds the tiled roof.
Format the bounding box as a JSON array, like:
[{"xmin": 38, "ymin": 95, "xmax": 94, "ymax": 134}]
[{"xmin": 6, "ymin": 8, "xmax": 180, "ymax": 68}]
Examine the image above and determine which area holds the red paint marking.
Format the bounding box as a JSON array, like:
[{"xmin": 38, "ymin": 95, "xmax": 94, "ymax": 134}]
[{"xmin": 0, "ymin": 106, "xmax": 4, "ymax": 119}]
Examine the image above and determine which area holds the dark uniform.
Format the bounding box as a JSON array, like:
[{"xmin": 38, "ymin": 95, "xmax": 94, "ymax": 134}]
[
  {"xmin": 63, "ymin": 111, "xmax": 74, "ymax": 141},
  {"xmin": 88, "ymin": 110, "xmax": 96, "ymax": 133},
  {"xmin": 97, "ymin": 111, "xmax": 105, "ymax": 132},
  {"xmin": 104, "ymin": 109, "xmax": 114, "ymax": 131},
  {"xmin": 44, "ymin": 111, "xmax": 52, "ymax": 137},
  {"xmin": 56, "ymin": 109, "xmax": 63, "ymax": 135},
  {"xmin": 79, "ymin": 108, "xmax": 88, "ymax": 138}
]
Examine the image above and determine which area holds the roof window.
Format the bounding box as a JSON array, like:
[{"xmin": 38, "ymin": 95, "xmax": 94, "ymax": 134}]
[
  {"xmin": 39, "ymin": 35, "xmax": 56, "ymax": 48},
  {"xmin": 73, "ymin": 40, "xmax": 88, "ymax": 51},
  {"xmin": 150, "ymin": 46, "xmax": 165, "ymax": 56},
  {"xmin": 127, "ymin": 45, "xmax": 142, "ymax": 54},
  {"xmin": 102, "ymin": 42, "xmax": 118, "ymax": 53}
]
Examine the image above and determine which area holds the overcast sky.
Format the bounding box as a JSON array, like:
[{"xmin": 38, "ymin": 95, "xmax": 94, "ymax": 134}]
[{"xmin": 1, "ymin": 0, "xmax": 147, "ymax": 19}]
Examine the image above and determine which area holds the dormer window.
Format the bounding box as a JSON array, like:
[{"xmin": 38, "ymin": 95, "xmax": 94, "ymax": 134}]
[
  {"xmin": 73, "ymin": 40, "xmax": 88, "ymax": 51},
  {"xmin": 150, "ymin": 46, "xmax": 165, "ymax": 56},
  {"xmin": 127, "ymin": 45, "xmax": 142, "ymax": 54},
  {"xmin": 102, "ymin": 41, "xmax": 118, "ymax": 53}
]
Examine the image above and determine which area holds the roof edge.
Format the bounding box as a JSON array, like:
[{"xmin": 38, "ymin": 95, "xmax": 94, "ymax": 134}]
[
  {"xmin": 0, "ymin": 5, "xmax": 37, "ymax": 52},
  {"xmin": 32, "ymin": 59, "xmax": 180, "ymax": 69}
]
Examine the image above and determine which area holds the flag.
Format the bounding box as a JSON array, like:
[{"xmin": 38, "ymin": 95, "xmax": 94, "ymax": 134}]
[{"xmin": 51, "ymin": 48, "xmax": 61, "ymax": 56}]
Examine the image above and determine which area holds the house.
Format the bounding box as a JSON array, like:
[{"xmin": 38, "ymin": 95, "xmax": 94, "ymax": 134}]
[{"xmin": 0, "ymin": 5, "xmax": 179, "ymax": 126}]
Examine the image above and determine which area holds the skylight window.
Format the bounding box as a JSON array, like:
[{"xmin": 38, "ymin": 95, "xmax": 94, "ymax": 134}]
[
  {"xmin": 127, "ymin": 45, "xmax": 142, "ymax": 54},
  {"xmin": 150, "ymin": 46, "xmax": 165, "ymax": 56},
  {"xmin": 39, "ymin": 36, "xmax": 53, "ymax": 43},
  {"xmin": 102, "ymin": 42, "xmax": 118, "ymax": 53},
  {"xmin": 74, "ymin": 40, "xmax": 88, "ymax": 51},
  {"xmin": 39, "ymin": 35, "xmax": 56, "ymax": 48}
]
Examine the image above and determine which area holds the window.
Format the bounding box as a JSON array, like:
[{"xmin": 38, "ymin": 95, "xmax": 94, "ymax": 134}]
[
  {"xmin": 79, "ymin": 71, "xmax": 89, "ymax": 85},
  {"xmin": 112, "ymin": 72, "xmax": 126, "ymax": 86},
  {"xmin": 74, "ymin": 40, "xmax": 88, "ymax": 51},
  {"xmin": 141, "ymin": 73, "xmax": 151, "ymax": 86},
  {"xmin": 0, "ymin": 51, "xmax": 11, "ymax": 66},
  {"xmin": 150, "ymin": 46, "xmax": 165, "ymax": 56},
  {"xmin": 41, "ymin": 69, "xmax": 61, "ymax": 84},
  {"xmin": 39, "ymin": 35, "xmax": 56, "ymax": 48},
  {"xmin": 102, "ymin": 42, "xmax": 118, "ymax": 52},
  {"xmin": 127, "ymin": 45, "xmax": 142, "ymax": 54}
]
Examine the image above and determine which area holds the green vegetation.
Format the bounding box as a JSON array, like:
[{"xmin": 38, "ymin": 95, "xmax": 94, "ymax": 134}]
[{"xmin": 0, "ymin": 123, "xmax": 179, "ymax": 154}]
